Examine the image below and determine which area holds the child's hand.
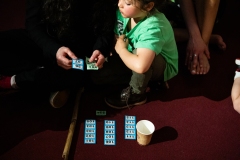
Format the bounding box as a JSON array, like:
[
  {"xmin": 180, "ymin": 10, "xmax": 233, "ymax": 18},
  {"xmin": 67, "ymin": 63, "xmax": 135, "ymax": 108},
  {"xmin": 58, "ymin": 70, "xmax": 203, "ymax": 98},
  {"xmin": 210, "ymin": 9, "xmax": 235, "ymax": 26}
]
[{"xmin": 115, "ymin": 34, "xmax": 128, "ymax": 54}]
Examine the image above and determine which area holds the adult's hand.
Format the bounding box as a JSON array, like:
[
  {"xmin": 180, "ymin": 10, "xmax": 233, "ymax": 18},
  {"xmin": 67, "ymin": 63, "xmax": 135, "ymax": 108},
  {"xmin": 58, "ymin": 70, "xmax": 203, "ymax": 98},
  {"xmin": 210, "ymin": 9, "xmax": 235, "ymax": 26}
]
[
  {"xmin": 89, "ymin": 50, "xmax": 105, "ymax": 69},
  {"xmin": 56, "ymin": 46, "xmax": 77, "ymax": 70}
]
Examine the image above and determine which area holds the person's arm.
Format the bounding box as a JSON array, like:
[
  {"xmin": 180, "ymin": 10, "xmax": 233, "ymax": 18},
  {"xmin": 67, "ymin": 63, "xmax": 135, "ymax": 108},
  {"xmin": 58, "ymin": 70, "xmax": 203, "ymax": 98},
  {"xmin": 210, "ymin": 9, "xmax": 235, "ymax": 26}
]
[
  {"xmin": 179, "ymin": 0, "xmax": 201, "ymax": 43},
  {"xmin": 115, "ymin": 35, "xmax": 155, "ymax": 74},
  {"xmin": 88, "ymin": 0, "xmax": 117, "ymax": 68},
  {"xmin": 90, "ymin": 0, "xmax": 117, "ymax": 57},
  {"xmin": 25, "ymin": 0, "xmax": 61, "ymax": 61},
  {"xmin": 88, "ymin": 33, "xmax": 115, "ymax": 68},
  {"xmin": 92, "ymin": 33, "xmax": 114, "ymax": 58},
  {"xmin": 179, "ymin": 0, "xmax": 210, "ymax": 72},
  {"xmin": 25, "ymin": 0, "xmax": 78, "ymax": 69}
]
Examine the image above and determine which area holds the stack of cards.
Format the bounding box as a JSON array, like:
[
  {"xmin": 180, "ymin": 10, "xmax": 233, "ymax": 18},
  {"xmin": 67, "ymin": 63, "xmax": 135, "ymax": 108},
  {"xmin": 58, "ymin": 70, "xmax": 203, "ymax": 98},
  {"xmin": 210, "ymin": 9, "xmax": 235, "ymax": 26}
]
[
  {"xmin": 84, "ymin": 119, "xmax": 96, "ymax": 144},
  {"xmin": 104, "ymin": 120, "xmax": 116, "ymax": 145},
  {"xmin": 72, "ymin": 59, "xmax": 84, "ymax": 70},
  {"xmin": 85, "ymin": 57, "xmax": 98, "ymax": 70},
  {"xmin": 124, "ymin": 115, "xmax": 136, "ymax": 140},
  {"xmin": 83, "ymin": 115, "xmax": 137, "ymax": 145},
  {"xmin": 72, "ymin": 57, "xmax": 98, "ymax": 70}
]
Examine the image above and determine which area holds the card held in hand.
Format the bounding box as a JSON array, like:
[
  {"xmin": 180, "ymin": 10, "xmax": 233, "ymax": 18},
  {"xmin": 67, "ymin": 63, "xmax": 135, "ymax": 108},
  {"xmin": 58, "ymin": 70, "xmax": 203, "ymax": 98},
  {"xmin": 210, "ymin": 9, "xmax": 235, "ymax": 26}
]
[
  {"xmin": 72, "ymin": 59, "xmax": 84, "ymax": 70},
  {"xmin": 86, "ymin": 57, "xmax": 98, "ymax": 70}
]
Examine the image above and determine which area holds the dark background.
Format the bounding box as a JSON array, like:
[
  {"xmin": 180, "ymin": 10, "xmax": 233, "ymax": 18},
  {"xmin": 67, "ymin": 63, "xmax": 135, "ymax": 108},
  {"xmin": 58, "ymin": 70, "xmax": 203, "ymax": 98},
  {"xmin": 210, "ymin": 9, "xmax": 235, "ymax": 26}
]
[{"xmin": 0, "ymin": 0, "xmax": 240, "ymax": 159}]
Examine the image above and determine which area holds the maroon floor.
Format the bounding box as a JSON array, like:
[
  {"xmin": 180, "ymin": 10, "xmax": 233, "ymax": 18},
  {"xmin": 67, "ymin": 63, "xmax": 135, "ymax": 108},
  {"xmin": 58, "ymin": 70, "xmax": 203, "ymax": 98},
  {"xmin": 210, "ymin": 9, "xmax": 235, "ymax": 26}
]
[{"xmin": 1, "ymin": 0, "xmax": 240, "ymax": 160}]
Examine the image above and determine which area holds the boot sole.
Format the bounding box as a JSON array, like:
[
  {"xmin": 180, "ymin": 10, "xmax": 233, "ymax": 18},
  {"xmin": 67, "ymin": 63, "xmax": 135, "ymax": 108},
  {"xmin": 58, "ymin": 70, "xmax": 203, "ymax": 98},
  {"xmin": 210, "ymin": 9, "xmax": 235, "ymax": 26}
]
[
  {"xmin": 50, "ymin": 90, "xmax": 70, "ymax": 108},
  {"xmin": 105, "ymin": 98, "xmax": 147, "ymax": 109}
]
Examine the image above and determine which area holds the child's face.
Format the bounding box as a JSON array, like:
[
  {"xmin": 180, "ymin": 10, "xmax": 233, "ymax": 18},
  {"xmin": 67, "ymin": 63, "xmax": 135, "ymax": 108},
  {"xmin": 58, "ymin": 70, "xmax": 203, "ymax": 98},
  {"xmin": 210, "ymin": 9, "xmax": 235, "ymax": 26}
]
[{"xmin": 118, "ymin": 0, "xmax": 146, "ymax": 20}]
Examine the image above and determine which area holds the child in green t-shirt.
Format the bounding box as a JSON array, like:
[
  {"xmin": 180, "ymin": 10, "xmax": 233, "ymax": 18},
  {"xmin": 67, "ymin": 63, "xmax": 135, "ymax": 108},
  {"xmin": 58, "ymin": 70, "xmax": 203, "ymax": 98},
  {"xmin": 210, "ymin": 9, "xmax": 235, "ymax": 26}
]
[{"xmin": 105, "ymin": 0, "xmax": 178, "ymax": 109}]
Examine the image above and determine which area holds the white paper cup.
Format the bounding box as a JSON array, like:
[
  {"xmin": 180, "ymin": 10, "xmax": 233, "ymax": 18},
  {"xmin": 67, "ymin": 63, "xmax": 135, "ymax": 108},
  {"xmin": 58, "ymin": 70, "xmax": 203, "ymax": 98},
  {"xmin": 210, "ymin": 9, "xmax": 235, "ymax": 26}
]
[{"xmin": 136, "ymin": 120, "xmax": 155, "ymax": 146}]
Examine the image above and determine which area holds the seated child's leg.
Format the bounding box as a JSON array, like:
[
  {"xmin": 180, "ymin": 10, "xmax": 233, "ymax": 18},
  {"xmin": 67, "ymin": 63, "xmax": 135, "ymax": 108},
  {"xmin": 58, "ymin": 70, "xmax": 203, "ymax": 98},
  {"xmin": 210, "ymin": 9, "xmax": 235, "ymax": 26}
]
[
  {"xmin": 105, "ymin": 54, "xmax": 166, "ymax": 109},
  {"xmin": 150, "ymin": 54, "xmax": 166, "ymax": 81},
  {"xmin": 130, "ymin": 71, "xmax": 151, "ymax": 94},
  {"xmin": 130, "ymin": 53, "xmax": 166, "ymax": 93},
  {"xmin": 104, "ymin": 70, "xmax": 150, "ymax": 110},
  {"xmin": 147, "ymin": 54, "xmax": 167, "ymax": 91}
]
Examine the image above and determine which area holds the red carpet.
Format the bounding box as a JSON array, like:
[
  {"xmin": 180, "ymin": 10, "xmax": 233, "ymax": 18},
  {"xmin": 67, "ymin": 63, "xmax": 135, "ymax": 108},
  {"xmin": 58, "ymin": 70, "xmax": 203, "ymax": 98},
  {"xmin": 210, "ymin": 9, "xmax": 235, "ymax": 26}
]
[{"xmin": 1, "ymin": 0, "xmax": 240, "ymax": 160}]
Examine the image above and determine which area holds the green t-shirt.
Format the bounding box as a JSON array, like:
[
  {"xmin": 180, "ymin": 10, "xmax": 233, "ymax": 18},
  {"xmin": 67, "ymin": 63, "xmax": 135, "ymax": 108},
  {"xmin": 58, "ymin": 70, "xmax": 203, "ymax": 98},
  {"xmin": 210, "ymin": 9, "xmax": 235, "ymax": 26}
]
[{"xmin": 114, "ymin": 9, "xmax": 178, "ymax": 81}]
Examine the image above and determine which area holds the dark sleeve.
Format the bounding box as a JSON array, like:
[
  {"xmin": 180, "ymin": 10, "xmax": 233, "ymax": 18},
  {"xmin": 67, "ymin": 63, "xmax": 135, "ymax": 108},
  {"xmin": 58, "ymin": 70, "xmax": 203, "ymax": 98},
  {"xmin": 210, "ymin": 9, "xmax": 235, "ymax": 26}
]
[
  {"xmin": 91, "ymin": 0, "xmax": 117, "ymax": 58},
  {"xmin": 25, "ymin": 0, "xmax": 61, "ymax": 61},
  {"xmin": 93, "ymin": 33, "xmax": 114, "ymax": 57}
]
